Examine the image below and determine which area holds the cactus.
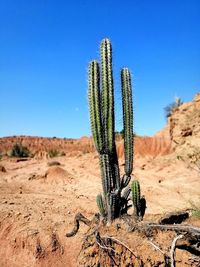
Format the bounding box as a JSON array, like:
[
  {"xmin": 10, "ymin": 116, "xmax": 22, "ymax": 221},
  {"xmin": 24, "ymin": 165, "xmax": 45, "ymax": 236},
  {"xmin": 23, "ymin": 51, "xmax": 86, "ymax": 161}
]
[
  {"xmin": 122, "ymin": 187, "xmax": 131, "ymax": 200},
  {"xmin": 88, "ymin": 38, "xmax": 134, "ymax": 223},
  {"xmin": 88, "ymin": 60, "xmax": 103, "ymax": 154},
  {"xmin": 121, "ymin": 68, "xmax": 133, "ymax": 177},
  {"xmin": 96, "ymin": 194, "xmax": 106, "ymax": 217},
  {"xmin": 131, "ymin": 180, "xmax": 141, "ymax": 217}
]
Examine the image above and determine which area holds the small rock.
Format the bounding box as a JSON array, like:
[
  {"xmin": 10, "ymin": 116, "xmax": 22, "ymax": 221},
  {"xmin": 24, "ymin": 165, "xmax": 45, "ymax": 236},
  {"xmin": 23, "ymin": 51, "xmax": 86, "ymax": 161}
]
[
  {"xmin": 28, "ymin": 174, "xmax": 37, "ymax": 181},
  {"xmin": 141, "ymin": 164, "xmax": 146, "ymax": 170},
  {"xmin": 24, "ymin": 214, "xmax": 31, "ymax": 218},
  {"xmin": 0, "ymin": 165, "xmax": 6, "ymax": 172}
]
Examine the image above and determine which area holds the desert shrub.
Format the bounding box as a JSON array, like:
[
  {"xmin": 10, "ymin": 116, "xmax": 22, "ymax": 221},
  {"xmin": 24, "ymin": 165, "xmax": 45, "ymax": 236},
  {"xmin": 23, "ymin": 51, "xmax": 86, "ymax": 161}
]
[
  {"xmin": 10, "ymin": 143, "xmax": 30, "ymax": 157},
  {"xmin": 192, "ymin": 208, "xmax": 200, "ymax": 219},
  {"xmin": 189, "ymin": 201, "xmax": 200, "ymax": 219},
  {"xmin": 187, "ymin": 149, "xmax": 200, "ymax": 170},
  {"xmin": 164, "ymin": 96, "xmax": 183, "ymax": 119},
  {"xmin": 48, "ymin": 149, "xmax": 66, "ymax": 158},
  {"xmin": 177, "ymin": 148, "xmax": 200, "ymax": 172},
  {"xmin": 60, "ymin": 151, "xmax": 66, "ymax": 156},
  {"xmin": 48, "ymin": 149, "xmax": 60, "ymax": 158},
  {"xmin": 82, "ymin": 149, "xmax": 90, "ymax": 154}
]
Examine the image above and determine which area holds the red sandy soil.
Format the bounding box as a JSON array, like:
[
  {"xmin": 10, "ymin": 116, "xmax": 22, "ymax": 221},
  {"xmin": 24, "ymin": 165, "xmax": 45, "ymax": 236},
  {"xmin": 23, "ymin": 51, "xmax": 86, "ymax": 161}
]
[{"xmin": 0, "ymin": 134, "xmax": 199, "ymax": 266}]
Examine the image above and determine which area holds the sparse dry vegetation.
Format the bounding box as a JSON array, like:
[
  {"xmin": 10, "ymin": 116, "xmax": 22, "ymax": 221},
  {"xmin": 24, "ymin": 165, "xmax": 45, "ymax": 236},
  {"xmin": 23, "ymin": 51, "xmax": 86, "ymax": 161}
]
[
  {"xmin": 10, "ymin": 143, "xmax": 30, "ymax": 158},
  {"xmin": 164, "ymin": 96, "xmax": 183, "ymax": 119},
  {"xmin": 177, "ymin": 147, "xmax": 200, "ymax": 172},
  {"xmin": 47, "ymin": 149, "xmax": 66, "ymax": 158},
  {"xmin": 190, "ymin": 201, "xmax": 200, "ymax": 219}
]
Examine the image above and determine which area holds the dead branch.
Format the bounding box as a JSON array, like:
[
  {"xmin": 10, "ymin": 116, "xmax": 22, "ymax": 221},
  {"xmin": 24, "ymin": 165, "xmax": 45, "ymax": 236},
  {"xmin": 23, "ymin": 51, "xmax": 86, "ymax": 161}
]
[
  {"xmin": 146, "ymin": 223, "xmax": 200, "ymax": 237},
  {"xmin": 96, "ymin": 232, "xmax": 142, "ymax": 267},
  {"xmin": 102, "ymin": 234, "xmax": 139, "ymax": 259},
  {"xmin": 95, "ymin": 232, "xmax": 116, "ymax": 253},
  {"xmin": 147, "ymin": 240, "xmax": 165, "ymax": 255},
  {"xmin": 95, "ymin": 232, "xmax": 119, "ymax": 266},
  {"xmin": 170, "ymin": 234, "xmax": 184, "ymax": 267},
  {"xmin": 66, "ymin": 213, "xmax": 91, "ymax": 237}
]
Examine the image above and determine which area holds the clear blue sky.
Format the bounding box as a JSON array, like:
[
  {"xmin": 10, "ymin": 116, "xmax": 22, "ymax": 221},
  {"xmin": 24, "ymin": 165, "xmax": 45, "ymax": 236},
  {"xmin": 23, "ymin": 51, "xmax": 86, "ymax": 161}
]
[{"xmin": 0, "ymin": 0, "xmax": 199, "ymax": 138}]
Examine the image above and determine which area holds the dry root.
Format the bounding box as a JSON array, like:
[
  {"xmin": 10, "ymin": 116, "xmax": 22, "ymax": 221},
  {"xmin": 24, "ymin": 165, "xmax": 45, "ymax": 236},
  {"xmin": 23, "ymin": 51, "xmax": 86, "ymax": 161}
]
[
  {"xmin": 66, "ymin": 211, "xmax": 200, "ymax": 266},
  {"xmin": 65, "ymin": 213, "xmax": 92, "ymax": 237}
]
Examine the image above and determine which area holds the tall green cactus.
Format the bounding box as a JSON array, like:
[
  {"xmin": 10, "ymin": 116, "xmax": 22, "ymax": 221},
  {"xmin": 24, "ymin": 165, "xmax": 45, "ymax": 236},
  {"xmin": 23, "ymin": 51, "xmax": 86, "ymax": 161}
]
[{"xmin": 88, "ymin": 38, "xmax": 134, "ymax": 223}]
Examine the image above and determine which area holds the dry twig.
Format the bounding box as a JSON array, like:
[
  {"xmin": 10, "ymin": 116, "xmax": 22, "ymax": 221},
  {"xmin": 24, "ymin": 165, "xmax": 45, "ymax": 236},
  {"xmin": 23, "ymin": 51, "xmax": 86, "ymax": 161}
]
[
  {"xmin": 170, "ymin": 234, "xmax": 184, "ymax": 267},
  {"xmin": 143, "ymin": 223, "xmax": 200, "ymax": 237},
  {"xmin": 102, "ymin": 235, "xmax": 139, "ymax": 258},
  {"xmin": 147, "ymin": 240, "xmax": 165, "ymax": 255},
  {"xmin": 66, "ymin": 213, "xmax": 91, "ymax": 237}
]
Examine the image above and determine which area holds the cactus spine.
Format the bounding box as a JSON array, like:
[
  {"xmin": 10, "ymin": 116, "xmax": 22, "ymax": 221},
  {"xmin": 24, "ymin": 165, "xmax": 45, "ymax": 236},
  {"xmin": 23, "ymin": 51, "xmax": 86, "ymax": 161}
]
[{"xmin": 88, "ymin": 38, "xmax": 134, "ymax": 223}]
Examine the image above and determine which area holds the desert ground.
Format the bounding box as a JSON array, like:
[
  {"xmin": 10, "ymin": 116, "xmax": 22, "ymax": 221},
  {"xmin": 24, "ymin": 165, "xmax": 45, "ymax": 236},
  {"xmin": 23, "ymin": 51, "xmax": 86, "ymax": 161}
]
[{"xmin": 0, "ymin": 94, "xmax": 200, "ymax": 266}]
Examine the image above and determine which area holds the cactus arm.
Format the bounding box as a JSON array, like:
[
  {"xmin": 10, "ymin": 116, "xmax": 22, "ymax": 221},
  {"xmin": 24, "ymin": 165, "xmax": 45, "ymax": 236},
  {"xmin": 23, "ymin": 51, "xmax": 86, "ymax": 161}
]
[
  {"xmin": 131, "ymin": 180, "xmax": 141, "ymax": 217},
  {"xmin": 88, "ymin": 60, "xmax": 104, "ymax": 154},
  {"xmin": 121, "ymin": 68, "xmax": 133, "ymax": 177},
  {"xmin": 101, "ymin": 38, "xmax": 115, "ymax": 153},
  {"xmin": 100, "ymin": 38, "xmax": 120, "ymax": 192},
  {"xmin": 122, "ymin": 187, "xmax": 131, "ymax": 200},
  {"xmin": 89, "ymin": 60, "xmax": 113, "ymax": 207},
  {"xmin": 120, "ymin": 187, "xmax": 131, "ymax": 215},
  {"xmin": 112, "ymin": 144, "xmax": 120, "ymax": 190},
  {"xmin": 120, "ymin": 174, "xmax": 131, "ymax": 190},
  {"xmin": 96, "ymin": 193, "xmax": 106, "ymax": 217}
]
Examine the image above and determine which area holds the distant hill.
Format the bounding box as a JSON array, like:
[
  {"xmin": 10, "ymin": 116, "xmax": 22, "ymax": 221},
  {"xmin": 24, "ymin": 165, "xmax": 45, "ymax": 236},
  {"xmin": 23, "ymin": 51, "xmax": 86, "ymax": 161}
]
[{"xmin": 1, "ymin": 93, "xmax": 199, "ymax": 159}]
